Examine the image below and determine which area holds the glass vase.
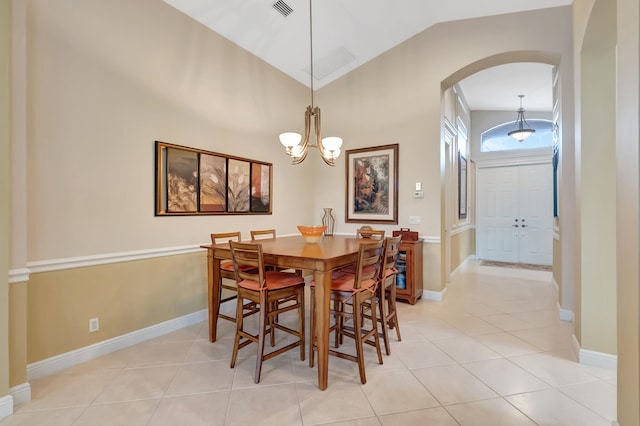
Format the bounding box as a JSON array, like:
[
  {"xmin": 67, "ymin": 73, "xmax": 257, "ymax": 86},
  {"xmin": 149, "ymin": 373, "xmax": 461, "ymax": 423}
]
[{"xmin": 321, "ymin": 208, "xmax": 336, "ymax": 236}]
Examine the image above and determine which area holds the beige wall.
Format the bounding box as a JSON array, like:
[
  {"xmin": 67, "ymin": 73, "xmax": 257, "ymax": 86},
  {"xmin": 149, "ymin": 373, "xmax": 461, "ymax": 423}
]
[
  {"xmin": 27, "ymin": 253, "xmax": 206, "ymax": 363},
  {"xmin": 614, "ymin": 0, "xmax": 640, "ymax": 423},
  {"xmin": 8, "ymin": 282, "xmax": 26, "ymax": 387},
  {"xmin": 577, "ymin": 0, "xmax": 617, "ymax": 356},
  {"xmin": 450, "ymin": 229, "xmax": 474, "ymax": 273},
  {"xmin": 1, "ymin": 0, "xmax": 11, "ymax": 400}
]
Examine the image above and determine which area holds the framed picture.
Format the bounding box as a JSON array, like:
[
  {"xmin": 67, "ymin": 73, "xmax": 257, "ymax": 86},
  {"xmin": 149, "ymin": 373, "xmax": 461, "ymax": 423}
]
[
  {"xmin": 155, "ymin": 141, "xmax": 272, "ymax": 216},
  {"xmin": 458, "ymin": 153, "xmax": 468, "ymax": 219},
  {"xmin": 345, "ymin": 144, "xmax": 398, "ymax": 224}
]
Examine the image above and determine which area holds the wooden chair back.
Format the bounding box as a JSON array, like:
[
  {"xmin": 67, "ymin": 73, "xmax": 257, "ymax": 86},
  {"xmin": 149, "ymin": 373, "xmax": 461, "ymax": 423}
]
[
  {"xmin": 380, "ymin": 236, "xmax": 402, "ymax": 282},
  {"xmin": 229, "ymin": 241, "xmax": 266, "ymax": 289},
  {"xmin": 250, "ymin": 229, "xmax": 276, "ymax": 240},
  {"xmin": 211, "ymin": 232, "xmax": 242, "ymax": 245},
  {"xmin": 353, "ymin": 239, "xmax": 385, "ymax": 290}
]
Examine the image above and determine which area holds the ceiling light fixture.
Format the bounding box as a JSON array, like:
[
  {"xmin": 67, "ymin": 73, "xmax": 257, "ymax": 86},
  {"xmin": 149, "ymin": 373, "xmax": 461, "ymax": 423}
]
[
  {"xmin": 279, "ymin": 0, "xmax": 342, "ymax": 166},
  {"xmin": 507, "ymin": 95, "xmax": 536, "ymax": 142}
]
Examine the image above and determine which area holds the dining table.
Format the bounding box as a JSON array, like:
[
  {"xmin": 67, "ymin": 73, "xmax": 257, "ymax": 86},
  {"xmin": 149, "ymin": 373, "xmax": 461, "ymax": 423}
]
[{"xmin": 200, "ymin": 234, "xmax": 362, "ymax": 390}]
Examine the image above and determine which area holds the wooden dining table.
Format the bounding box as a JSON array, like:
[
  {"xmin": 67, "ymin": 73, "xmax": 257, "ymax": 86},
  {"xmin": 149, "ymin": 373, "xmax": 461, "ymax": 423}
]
[{"xmin": 200, "ymin": 235, "xmax": 362, "ymax": 390}]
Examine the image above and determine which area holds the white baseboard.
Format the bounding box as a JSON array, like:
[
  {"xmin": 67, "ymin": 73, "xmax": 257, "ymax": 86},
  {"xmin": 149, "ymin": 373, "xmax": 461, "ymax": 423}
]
[
  {"xmin": 580, "ymin": 348, "xmax": 618, "ymax": 370},
  {"xmin": 27, "ymin": 309, "xmax": 207, "ymax": 381},
  {"xmin": 423, "ymin": 287, "xmax": 447, "ymax": 301},
  {"xmin": 9, "ymin": 383, "xmax": 31, "ymax": 406},
  {"xmin": 558, "ymin": 304, "xmax": 574, "ymax": 322},
  {"xmin": 0, "ymin": 395, "xmax": 13, "ymax": 422}
]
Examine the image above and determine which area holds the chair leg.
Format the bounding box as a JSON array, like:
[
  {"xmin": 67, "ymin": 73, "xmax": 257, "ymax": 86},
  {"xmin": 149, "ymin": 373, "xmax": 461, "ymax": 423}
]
[
  {"xmin": 377, "ymin": 286, "xmax": 391, "ymax": 355},
  {"xmin": 254, "ymin": 292, "xmax": 268, "ymax": 384},
  {"xmin": 369, "ymin": 294, "xmax": 383, "ymax": 365},
  {"xmin": 387, "ymin": 286, "xmax": 402, "ymax": 341},
  {"xmin": 298, "ymin": 287, "xmax": 306, "ymax": 361},
  {"xmin": 353, "ymin": 294, "xmax": 367, "ymax": 384},
  {"xmin": 309, "ymin": 290, "xmax": 315, "ymax": 367},
  {"xmin": 230, "ymin": 295, "xmax": 243, "ymax": 368}
]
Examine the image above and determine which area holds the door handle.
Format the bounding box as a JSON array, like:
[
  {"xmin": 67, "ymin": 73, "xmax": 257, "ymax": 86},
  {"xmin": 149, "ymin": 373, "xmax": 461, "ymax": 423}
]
[{"xmin": 512, "ymin": 224, "xmax": 519, "ymax": 228}]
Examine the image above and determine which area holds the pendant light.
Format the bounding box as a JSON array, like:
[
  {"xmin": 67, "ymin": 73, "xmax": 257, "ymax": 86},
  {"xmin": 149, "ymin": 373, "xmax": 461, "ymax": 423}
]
[{"xmin": 508, "ymin": 95, "xmax": 535, "ymax": 141}]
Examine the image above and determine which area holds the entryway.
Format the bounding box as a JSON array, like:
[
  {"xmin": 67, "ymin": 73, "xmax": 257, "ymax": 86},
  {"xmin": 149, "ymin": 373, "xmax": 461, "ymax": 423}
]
[{"xmin": 476, "ymin": 163, "xmax": 553, "ymax": 265}]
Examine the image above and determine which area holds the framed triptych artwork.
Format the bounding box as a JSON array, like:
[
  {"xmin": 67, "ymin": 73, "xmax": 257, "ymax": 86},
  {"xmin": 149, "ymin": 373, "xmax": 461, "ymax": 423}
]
[{"xmin": 155, "ymin": 141, "xmax": 272, "ymax": 216}]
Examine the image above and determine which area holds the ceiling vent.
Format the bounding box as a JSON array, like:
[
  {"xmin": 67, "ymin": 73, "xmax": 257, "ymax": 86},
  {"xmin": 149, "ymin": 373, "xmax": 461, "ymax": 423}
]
[{"xmin": 272, "ymin": 0, "xmax": 293, "ymax": 17}]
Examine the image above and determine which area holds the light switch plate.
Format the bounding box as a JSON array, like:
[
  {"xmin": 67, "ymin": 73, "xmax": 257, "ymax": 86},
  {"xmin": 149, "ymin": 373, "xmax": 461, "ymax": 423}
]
[{"xmin": 409, "ymin": 216, "xmax": 422, "ymax": 225}]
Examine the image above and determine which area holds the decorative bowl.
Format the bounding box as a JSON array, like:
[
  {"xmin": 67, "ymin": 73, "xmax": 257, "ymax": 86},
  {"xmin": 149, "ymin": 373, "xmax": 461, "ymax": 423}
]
[{"xmin": 297, "ymin": 225, "xmax": 327, "ymax": 243}]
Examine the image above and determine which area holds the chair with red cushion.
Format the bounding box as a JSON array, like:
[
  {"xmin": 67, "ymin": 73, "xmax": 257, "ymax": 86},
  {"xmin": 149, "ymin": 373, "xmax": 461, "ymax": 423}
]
[
  {"xmin": 309, "ymin": 239, "xmax": 385, "ymax": 384},
  {"xmin": 229, "ymin": 241, "xmax": 306, "ymax": 384},
  {"xmin": 374, "ymin": 235, "xmax": 403, "ymax": 355},
  {"xmin": 210, "ymin": 232, "xmax": 259, "ymax": 323}
]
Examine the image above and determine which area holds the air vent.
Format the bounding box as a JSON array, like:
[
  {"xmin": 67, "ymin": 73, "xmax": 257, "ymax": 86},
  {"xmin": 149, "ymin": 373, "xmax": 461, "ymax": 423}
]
[{"xmin": 273, "ymin": 0, "xmax": 293, "ymax": 17}]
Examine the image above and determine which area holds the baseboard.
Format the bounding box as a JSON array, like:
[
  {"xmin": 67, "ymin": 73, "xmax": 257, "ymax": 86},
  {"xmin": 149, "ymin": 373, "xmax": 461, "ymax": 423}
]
[
  {"xmin": 579, "ymin": 348, "xmax": 618, "ymax": 370},
  {"xmin": 10, "ymin": 383, "xmax": 30, "ymax": 406},
  {"xmin": 423, "ymin": 287, "xmax": 447, "ymax": 301},
  {"xmin": 0, "ymin": 395, "xmax": 13, "ymax": 422},
  {"xmin": 27, "ymin": 309, "xmax": 207, "ymax": 381},
  {"xmin": 557, "ymin": 303, "xmax": 574, "ymax": 322}
]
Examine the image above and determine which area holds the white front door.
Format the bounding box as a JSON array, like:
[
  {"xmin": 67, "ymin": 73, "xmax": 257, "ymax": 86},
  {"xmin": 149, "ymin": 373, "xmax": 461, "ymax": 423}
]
[{"xmin": 477, "ymin": 163, "xmax": 553, "ymax": 265}]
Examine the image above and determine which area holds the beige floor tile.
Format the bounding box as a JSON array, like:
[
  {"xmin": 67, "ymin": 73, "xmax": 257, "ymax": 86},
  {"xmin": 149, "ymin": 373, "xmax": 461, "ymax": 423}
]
[
  {"xmin": 473, "ymin": 332, "xmax": 541, "ymax": 357},
  {"xmin": 444, "ymin": 315, "xmax": 502, "ymax": 335},
  {"xmin": 409, "ymin": 318, "xmax": 467, "ymax": 341},
  {"xmin": 148, "ymin": 392, "xmax": 230, "ymax": 426},
  {"xmin": 72, "ymin": 399, "xmax": 159, "ymax": 426},
  {"xmin": 226, "ymin": 384, "xmax": 302, "ymax": 426},
  {"xmin": 507, "ymin": 389, "xmax": 611, "ymax": 425},
  {"xmin": 509, "ymin": 352, "xmax": 602, "ymax": 387},
  {"xmin": 297, "ymin": 378, "xmax": 375, "ymax": 424},
  {"xmin": 184, "ymin": 337, "xmax": 236, "ymax": 362},
  {"xmin": 446, "ymin": 397, "xmax": 537, "ymax": 425},
  {"xmin": 462, "ymin": 358, "xmax": 550, "ymax": 396},
  {"xmin": 165, "ymin": 360, "xmax": 235, "ymax": 395},
  {"xmin": 391, "ymin": 340, "xmax": 457, "ymax": 369},
  {"xmin": 361, "ymin": 370, "xmax": 439, "ymax": 415},
  {"xmin": 431, "ymin": 335, "xmax": 502, "ymax": 363},
  {"xmin": 479, "ymin": 313, "xmax": 538, "ymax": 331},
  {"xmin": 324, "ymin": 417, "xmax": 381, "ymax": 426},
  {"xmin": 0, "ymin": 407, "xmax": 85, "ymax": 426},
  {"xmin": 92, "ymin": 365, "xmax": 179, "ymax": 404},
  {"xmin": 559, "ymin": 380, "xmax": 617, "ymax": 421},
  {"xmin": 412, "ymin": 364, "xmax": 498, "ymax": 405},
  {"xmin": 379, "ymin": 407, "xmax": 459, "ymax": 425},
  {"xmin": 231, "ymin": 352, "xmax": 296, "ymax": 388}
]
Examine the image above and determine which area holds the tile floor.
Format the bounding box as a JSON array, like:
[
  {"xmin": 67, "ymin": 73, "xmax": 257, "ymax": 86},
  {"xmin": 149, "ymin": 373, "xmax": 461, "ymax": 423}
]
[{"xmin": 2, "ymin": 260, "xmax": 617, "ymax": 425}]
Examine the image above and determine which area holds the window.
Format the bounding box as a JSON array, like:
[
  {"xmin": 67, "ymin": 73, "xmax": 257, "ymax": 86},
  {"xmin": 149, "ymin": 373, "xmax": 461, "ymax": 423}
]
[{"xmin": 481, "ymin": 119, "xmax": 553, "ymax": 152}]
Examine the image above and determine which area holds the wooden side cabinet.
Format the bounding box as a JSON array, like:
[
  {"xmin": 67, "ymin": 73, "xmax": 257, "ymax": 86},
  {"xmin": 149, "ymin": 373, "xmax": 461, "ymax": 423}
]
[{"xmin": 395, "ymin": 239, "xmax": 423, "ymax": 304}]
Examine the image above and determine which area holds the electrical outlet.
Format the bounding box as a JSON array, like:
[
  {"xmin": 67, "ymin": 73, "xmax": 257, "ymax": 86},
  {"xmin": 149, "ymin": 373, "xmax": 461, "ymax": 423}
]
[{"xmin": 89, "ymin": 317, "xmax": 99, "ymax": 333}]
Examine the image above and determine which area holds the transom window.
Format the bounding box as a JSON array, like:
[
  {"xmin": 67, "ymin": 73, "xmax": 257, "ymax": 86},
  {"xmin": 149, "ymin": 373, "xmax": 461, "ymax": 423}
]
[{"xmin": 481, "ymin": 119, "xmax": 554, "ymax": 152}]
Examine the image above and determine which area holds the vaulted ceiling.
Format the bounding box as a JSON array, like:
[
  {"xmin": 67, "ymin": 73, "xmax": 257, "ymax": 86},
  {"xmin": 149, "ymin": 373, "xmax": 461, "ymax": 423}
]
[{"xmin": 162, "ymin": 0, "xmax": 571, "ymax": 111}]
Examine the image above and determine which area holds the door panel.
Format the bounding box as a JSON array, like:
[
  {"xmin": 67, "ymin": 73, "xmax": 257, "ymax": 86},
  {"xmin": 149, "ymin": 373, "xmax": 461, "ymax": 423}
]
[
  {"xmin": 477, "ymin": 164, "xmax": 552, "ymax": 265},
  {"xmin": 477, "ymin": 167, "xmax": 518, "ymax": 262}
]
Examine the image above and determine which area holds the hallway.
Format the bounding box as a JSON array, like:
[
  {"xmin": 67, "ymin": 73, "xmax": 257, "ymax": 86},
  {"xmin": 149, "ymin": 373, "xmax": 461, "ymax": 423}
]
[{"xmin": 1, "ymin": 261, "xmax": 616, "ymax": 425}]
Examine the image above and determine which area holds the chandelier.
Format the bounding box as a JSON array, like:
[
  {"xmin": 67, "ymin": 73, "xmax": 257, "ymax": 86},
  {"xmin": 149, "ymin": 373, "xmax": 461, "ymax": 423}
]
[
  {"xmin": 279, "ymin": 0, "xmax": 343, "ymax": 166},
  {"xmin": 507, "ymin": 95, "xmax": 536, "ymax": 141}
]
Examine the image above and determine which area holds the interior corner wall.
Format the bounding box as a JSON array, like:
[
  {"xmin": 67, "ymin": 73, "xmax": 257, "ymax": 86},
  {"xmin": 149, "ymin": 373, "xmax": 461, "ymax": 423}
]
[
  {"xmin": 0, "ymin": 0, "xmax": 12, "ymax": 401},
  {"xmin": 578, "ymin": 0, "xmax": 617, "ymax": 356},
  {"xmin": 615, "ymin": 0, "xmax": 640, "ymax": 423}
]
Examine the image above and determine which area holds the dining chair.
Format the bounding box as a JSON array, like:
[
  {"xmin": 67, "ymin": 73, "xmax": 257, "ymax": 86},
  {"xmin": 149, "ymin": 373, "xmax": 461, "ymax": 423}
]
[
  {"xmin": 251, "ymin": 228, "xmax": 303, "ymax": 276},
  {"xmin": 210, "ymin": 232, "xmax": 259, "ymax": 323},
  {"xmin": 228, "ymin": 241, "xmax": 306, "ymax": 384},
  {"xmin": 250, "ymin": 229, "xmax": 276, "ymax": 240},
  {"xmin": 337, "ymin": 228, "xmax": 386, "ymax": 276},
  {"xmin": 308, "ymin": 239, "xmax": 384, "ymax": 384},
  {"xmin": 372, "ymin": 235, "xmax": 403, "ymax": 355}
]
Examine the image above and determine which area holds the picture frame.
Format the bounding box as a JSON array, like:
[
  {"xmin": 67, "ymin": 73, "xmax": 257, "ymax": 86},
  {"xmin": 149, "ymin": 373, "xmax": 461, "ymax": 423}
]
[
  {"xmin": 458, "ymin": 152, "xmax": 467, "ymax": 219},
  {"xmin": 155, "ymin": 141, "xmax": 272, "ymax": 216},
  {"xmin": 345, "ymin": 144, "xmax": 399, "ymax": 224}
]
